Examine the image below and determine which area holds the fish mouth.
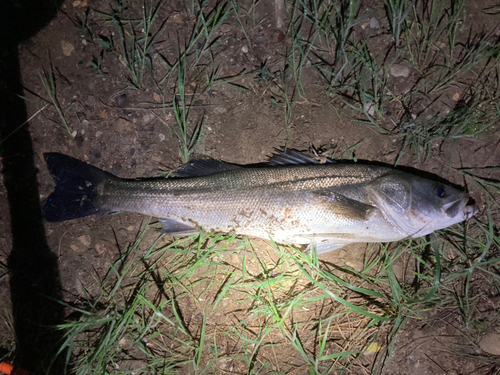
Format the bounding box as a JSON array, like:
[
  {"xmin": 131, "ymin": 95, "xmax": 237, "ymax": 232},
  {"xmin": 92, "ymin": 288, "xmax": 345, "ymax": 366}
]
[{"xmin": 443, "ymin": 196, "xmax": 478, "ymax": 219}]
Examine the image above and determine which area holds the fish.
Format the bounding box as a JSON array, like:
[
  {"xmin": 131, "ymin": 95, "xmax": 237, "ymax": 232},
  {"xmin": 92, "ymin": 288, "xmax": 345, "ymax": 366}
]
[{"xmin": 41, "ymin": 151, "xmax": 478, "ymax": 254}]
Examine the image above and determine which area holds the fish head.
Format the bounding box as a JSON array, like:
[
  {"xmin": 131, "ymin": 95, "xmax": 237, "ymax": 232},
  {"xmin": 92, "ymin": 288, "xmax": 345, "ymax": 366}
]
[{"xmin": 367, "ymin": 173, "xmax": 478, "ymax": 238}]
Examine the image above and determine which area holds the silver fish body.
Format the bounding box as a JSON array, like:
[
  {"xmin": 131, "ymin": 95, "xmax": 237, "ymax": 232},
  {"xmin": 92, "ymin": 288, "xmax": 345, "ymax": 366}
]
[{"xmin": 42, "ymin": 152, "xmax": 478, "ymax": 253}]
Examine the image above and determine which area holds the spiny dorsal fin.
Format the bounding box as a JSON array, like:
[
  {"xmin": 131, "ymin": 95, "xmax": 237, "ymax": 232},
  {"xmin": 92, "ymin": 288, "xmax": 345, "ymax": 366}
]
[
  {"xmin": 172, "ymin": 150, "xmax": 331, "ymax": 177},
  {"xmin": 266, "ymin": 150, "xmax": 334, "ymax": 166}
]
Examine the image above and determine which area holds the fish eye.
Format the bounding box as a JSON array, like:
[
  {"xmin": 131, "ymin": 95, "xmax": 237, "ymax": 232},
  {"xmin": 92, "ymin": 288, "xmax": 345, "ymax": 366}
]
[{"xmin": 435, "ymin": 186, "xmax": 445, "ymax": 198}]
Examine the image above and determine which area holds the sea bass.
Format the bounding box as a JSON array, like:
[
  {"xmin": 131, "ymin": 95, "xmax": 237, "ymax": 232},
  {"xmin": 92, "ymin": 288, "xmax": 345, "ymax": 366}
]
[{"xmin": 42, "ymin": 151, "xmax": 478, "ymax": 254}]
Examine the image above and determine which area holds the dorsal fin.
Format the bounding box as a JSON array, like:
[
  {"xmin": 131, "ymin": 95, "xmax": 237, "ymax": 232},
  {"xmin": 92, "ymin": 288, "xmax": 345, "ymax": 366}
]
[
  {"xmin": 172, "ymin": 159, "xmax": 241, "ymax": 178},
  {"xmin": 171, "ymin": 150, "xmax": 331, "ymax": 178},
  {"xmin": 266, "ymin": 150, "xmax": 333, "ymax": 166}
]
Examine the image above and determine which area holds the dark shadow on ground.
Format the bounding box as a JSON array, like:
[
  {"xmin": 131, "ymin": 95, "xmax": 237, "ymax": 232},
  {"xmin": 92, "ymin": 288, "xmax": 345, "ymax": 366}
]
[{"xmin": 0, "ymin": 0, "xmax": 65, "ymax": 373}]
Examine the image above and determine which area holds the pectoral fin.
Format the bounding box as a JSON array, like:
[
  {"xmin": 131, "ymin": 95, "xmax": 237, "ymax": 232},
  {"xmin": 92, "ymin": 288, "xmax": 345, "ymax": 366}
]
[
  {"xmin": 313, "ymin": 190, "xmax": 375, "ymax": 220},
  {"xmin": 161, "ymin": 218, "xmax": 200, "ymax": 236}
]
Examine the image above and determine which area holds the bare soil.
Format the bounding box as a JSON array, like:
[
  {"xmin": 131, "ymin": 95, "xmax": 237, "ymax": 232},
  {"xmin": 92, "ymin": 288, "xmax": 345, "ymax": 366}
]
[{"xmin": 1, "ymin": 0, "xmax": 500, "ymax": 374}]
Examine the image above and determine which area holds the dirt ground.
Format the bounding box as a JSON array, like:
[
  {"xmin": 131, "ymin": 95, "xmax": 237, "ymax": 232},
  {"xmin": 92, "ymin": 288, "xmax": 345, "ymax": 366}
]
[{"xmin": 1, "ymin": 0, "xmax": 500, "ymax": 374}]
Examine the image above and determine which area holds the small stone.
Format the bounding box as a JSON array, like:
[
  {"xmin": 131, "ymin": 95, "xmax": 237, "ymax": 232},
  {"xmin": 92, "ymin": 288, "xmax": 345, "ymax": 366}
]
[
  {"xmin": 220, "ymin": 23, "xmax": 231, "ymax": 33},
  {"xmin": 95, "ymin": 131, "xmax": 103, "ymax": 138},
  {"xmin": 364, "ymin": 103, "xmax": 375, "ymax": 116},
  {"xmin": 452, "ymin": 92, "xmax": 460, "ymax": 101},
  {"xmin": 479, "ymin": 332, "xmax": 500, "ymax": 355},
  {"xmin": 390, "ymin": 63, "xmax": 410, "ymax": 78},
  {"xmin": 370, "ymin": 17, "xmax": 380, "ymax": 29},
  {"xmin": 71, "ymin": 130, "xmax": 77, "ymax": 137},
  {"xmin": 345, "ymin": 261, "xmax": 363, "ymax": 271},
  {"xmin": 360, "ymin": 18, "xmax": 370, "ymax": 30},
  {"xmin": 159, "ymin": 133, "xmax": 165, "ymax": 141},
  {"xmin": 153, "ymin": 92, "xmax": 161, "ymax": 102},
  {"xmin": 115, "ymin": 118, "xmax": 135, "ymax": 133},
  {"xmin": 73, "ymin": 0, "xmax": 88, "ymax": 6},
  {"xmin": 82, "ymin": 119, "xmax": 90, "ymax": 126},
  {"xmin": 70, "ymin": 235, "xmax": 91, "ymax": 253},
  {"xmin": 213, "ymin": 107, "xmax": 227, "ymax": 115},
  {"xmin": 229, "ymin": 254, "xmax": 241, "ymax": 266},
  {"xmin": 142, "ymin": 114, "xmax": 152, "ymax": 123},
  {"xmin": 241, "ymin": 45, "xmax": 248, "ymax": 53},
  {"xmin": 61, "ymin": 41, "xmax": 75, "ymax": 56},
  {"xmin": 85, "ymin": 95, "xmax": 95, "ymax": 107},
  {"xmin": 95, "ymin": 241, "xmax": 110, "ymax": 255}
]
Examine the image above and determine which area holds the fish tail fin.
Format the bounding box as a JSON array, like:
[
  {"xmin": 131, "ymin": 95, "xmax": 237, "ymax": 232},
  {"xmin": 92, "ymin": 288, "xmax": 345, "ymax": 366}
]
[{"xmin": 42, "ymin": 153, "xmax": 115, "ymax": 222}]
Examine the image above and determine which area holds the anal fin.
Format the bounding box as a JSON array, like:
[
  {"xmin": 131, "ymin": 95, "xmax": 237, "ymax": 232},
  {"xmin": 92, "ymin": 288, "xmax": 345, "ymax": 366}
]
[
  {"xmin": 161, "ymin": 218, "xmax": 200, "ymax": 236},
  {"xmin": 306, "ymin": 241, "xmax": 349, "ymax": 254}
]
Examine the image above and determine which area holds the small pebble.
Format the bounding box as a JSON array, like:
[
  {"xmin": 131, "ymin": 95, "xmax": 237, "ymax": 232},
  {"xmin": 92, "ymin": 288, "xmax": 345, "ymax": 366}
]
[
  {"xmin": 220, "ymin": 23, "xmax": 231, "ymax": 33},
  {"xmin": 479, "ymin": 332, "xmax": 500, "ymax": 355},
  {"xmin": 61, "ymin": 41, "xmax": 75, "ymax": 56},
  {"xmin": 159, "ymin": 133, "xmax": 165, "ymax": 141},
  {"xmin": 370, "ymin": 17, "xmax": 380, "ymax": 29},
  {"xmin": 71, "ymin": 130, "xmax": 77, "ymax": 137},
  {"xmin": 241, "ymin": 45, "xmax": 248, "ymax": 53},
  {"xmin": 95, "ymin": 241, "xmax": 108, "ymax": 255},
  {"xmin": 85, "ymin": 95, "xmax": 95, "ymax": 107},
  {"xmin": 364, "ymin": 103, "xmax": 375, "ymax": 116},
  {"xmin": 115, "ymin": 118, "xmax": 135, "ymax": 133},
  {"xmin": 390, "ymin": 63, "xmax": 410, "ymax": 78},
  {"xmin": 70, "ymin": 235, "xmax": 91, "ymax": 253}
]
